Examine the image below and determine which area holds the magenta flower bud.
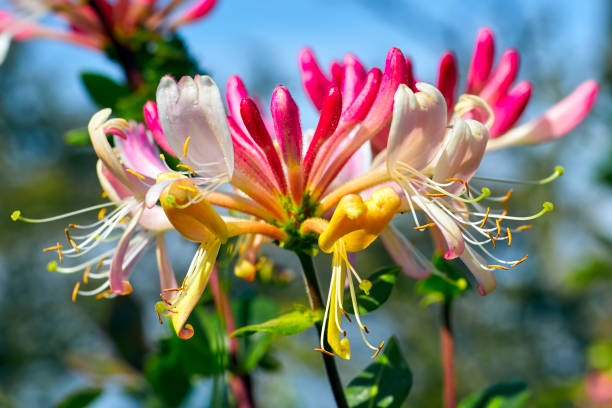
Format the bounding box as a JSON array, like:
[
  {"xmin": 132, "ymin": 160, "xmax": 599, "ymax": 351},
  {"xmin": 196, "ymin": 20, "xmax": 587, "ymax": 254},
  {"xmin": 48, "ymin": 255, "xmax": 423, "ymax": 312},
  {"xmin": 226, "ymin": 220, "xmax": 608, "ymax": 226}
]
[
  {"xmin": 303, "ymin": 86, "xmax": 342, "ymax": 179},
  {"xmin": 226, "ymin": 75, "xmax": 249, "ymax": 133},
  {"xmin": 241, "ymin": 97, "xmax": 287, "ymax": 194},
  {"xmin": 271, "ymin": 85, "xmax": 302, "ymax": 167},
  {"xmin": 436, "ymin": 51, "xmax": 458, "ymax": 114},
  {"xmin": 298, "ymin": 48, "xmax": 332, "ymax": 111},
  {"xmin": 466, "ymin": 27, "xmax": 495, "ymax": 94},
  {"xmin": 490, "ymin": 81, "xmax": 532, "ymax": 137},
  {"xmin": 479, "ymin": 49, "xmax": 519, "ymax": 105},
  {"xmin": 341, "ymin": 54, "xmax": 366, "ymax": 108}
]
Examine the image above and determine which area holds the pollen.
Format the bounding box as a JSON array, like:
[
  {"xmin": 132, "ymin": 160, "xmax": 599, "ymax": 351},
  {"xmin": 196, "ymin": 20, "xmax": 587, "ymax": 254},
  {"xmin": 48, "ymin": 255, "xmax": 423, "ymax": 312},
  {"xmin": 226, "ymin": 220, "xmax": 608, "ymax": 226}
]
[
  {"xmin": 101, "ymin": 191, "xmax": 108, "ymax": 199},
  {"xmin": 97, "ymin": 257, "xmax": 107, "ymax": 271},
  {"xmin": 486, "ymin": 231, "xmax": 496, "ymax": 249},
  {"xmin": 43, "ymin": 242, "xmax": 63, "ymax": 264},
  {"xmin": 97, "ymin": 208, "xmax": 107, "ymax": 220},
  {"xmin": 511, "ymin": 254, "xmax": 529, "ymax": 267},
  {"xmin": 160, "ymin": 153, "xmax": 166, "ymax": 161},
  {"xmin": 83, "ymin": 265, "xmax": 90, "ymax": 284},
  {"xmin": 72, "ymin": 282, "xmax": 80, "ymax": 302},
  {"xmin": 95, "ymin": 289, "xmax": 113, "ymax": 299},
  {"xmin": 426, "ymin": 193, "xmax": 447, "ymax": 197},
  {"xmin": 480, "ymin": 207, "xmax": 490, "ymax": 228},
  {"xmin": 495, "ymin": 218, "xmax": 502, "ymax": 239},
  {"xmin": 515, "ymin": 225, "xmax": 532, "ymax": 231},
  {"xmin": 414, "ymin": 222, "xmax": 436, "ymax": 230},
  {"xmin": 126, "ymin": 168, "xmax": 146, "ymax": 179},
  {"xmin": 500, "ymin": 189, "xmax": 513, "ymax": 204},
  {"xmin": 183, "ymin": 136, "xmax": 191, "ymax": 157},
  {"xmin": 507, "ymin": 227, "xmax": 512, "ymax": 247},
  {"xmin": 177, "ymin": 163, "xmax": 197, "ymax": 175},
  {"xmin": 371, "ymin": 341, "xmax": 385, "ymax": 359},
  {"xmin": 488, "ymin": 264, "xmax": 510, "ymax": 270},
  {"xmin": 65, "ymin": 228, "xmax": 81, "ymax": 254},
  {"xmin": 314, "ymin": 348, "xmax": 335, "ymax": 357}
]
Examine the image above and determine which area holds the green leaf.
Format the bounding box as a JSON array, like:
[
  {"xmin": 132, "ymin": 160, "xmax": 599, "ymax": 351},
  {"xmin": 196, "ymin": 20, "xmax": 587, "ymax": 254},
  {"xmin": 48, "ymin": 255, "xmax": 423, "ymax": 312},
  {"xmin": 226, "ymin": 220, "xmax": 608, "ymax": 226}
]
[
  {"xmin": 458, "ymin": 381, "xmax": 530, "ymax": 408},
  {"xmin": 345, "ymin": 336, "xmax": 412, "ymax": 408},
  {"xmin": 145, "ymin": 307, "xmax": 226, "ymax": 407},
  {"xmin": 55, "ymin": 388, "xmax": 102, "ymax": 408},
  {"xmin": 81, "ymin": 72, "xmax": 129, "ymax": 109},
  {"xmin": 64, "ymin": 128, "xmax": 90, "ymax": 146},
  {"xmin": 415, "ymin": 252, "xmax": 469, "ymax": 307},
  {"xmin": 230, "ymin": 307, "xmax": 322, "ymax": 337},
  {"xmin": 344, "ymin": 266, "xmax": 400, "ymax": 315}
]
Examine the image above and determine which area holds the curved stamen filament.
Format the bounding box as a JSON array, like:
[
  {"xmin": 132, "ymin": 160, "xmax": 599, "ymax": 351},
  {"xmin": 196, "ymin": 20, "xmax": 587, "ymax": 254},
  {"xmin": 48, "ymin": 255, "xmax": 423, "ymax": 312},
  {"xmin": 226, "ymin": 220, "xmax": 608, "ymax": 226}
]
[{"xmin": 471, "ymin": 166, "xmax": 564, "ymax": 186}]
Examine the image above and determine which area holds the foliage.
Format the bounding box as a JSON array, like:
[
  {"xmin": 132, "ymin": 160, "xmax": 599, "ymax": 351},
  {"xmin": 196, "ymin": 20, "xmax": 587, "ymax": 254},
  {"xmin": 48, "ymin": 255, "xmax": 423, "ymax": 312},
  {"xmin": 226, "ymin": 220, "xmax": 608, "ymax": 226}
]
[{"xmin": 345, "ymin": 336, "xmax": 412, "ymax": 408}]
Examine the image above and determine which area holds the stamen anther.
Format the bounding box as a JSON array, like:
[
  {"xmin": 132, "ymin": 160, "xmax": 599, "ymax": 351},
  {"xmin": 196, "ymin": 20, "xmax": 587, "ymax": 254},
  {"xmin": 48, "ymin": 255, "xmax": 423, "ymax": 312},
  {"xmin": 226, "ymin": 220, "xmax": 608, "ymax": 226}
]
[
  {"xmin": 507, "ymin": 227, "xmax": 512, "ymax": 247},
  {"xmin": 371, "ymin": 341, "xmax": 385, "ymax": 359},
  {"xmin": 183, "ymin": 136, "xmax": 191, "ymax": 157},
  {"xmin": 314, "ymin": 348, "xmax": 335, "ymax": 357},
  {"xmin": 126, "ymin": 168, "xmax": 146, "ymax": 179},
  {"xmin": 488, "ymin": 264, "xmax": 510, "ymax": 270},
  {"xmin": 414, "ymin": 222, "xmax": 436, "ymax": 231},
  {"xmin": 480, "ymin": 207, "xmax": 490, "ymax": 228},
  {"xmin": 83, "ymin": 266, "xmax": 90, "ymax": 284},
  {"xmin": 511, "ymin": 254, "xmax": 529, "ymax": 267},
  {"xmin": 72, "ymin": 282, "xmax": 80, "ymax": 302},
  {"xmin": 486, "ymin": 231, "xmax": 496, "ymax": 249},
  {"xmin": 97, "ymin": 208, "xmax": 107, "ymax": 220}
]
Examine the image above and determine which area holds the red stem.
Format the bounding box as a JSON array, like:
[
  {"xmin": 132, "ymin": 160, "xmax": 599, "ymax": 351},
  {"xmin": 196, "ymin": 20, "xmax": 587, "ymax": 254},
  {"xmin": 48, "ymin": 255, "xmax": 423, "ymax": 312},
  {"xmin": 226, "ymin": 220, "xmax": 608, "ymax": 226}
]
[
  {"xmin": 210, "ymin": 269, "xmax": 255, "ymax": 408},
  {"xmin": 441, "ymin": 300, "xmax": 456, "ymax": 408}
]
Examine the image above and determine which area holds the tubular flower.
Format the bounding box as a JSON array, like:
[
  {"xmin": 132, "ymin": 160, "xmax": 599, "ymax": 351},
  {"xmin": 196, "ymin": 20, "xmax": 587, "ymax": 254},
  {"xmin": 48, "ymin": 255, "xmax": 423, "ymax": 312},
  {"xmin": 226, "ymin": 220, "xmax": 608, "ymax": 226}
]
[
  {"xmin": 315, "ymin": 187, "xmax": 401, "ymax": 359},
  {"xmin": 299, "ymin": 28, "xmax": 598, "ymax": 155},
  {"xmin": 12, "ymin": 113, "xmax": 176, "ymax": 301},
  {"xmin": 299, "ymin": 30, "xmax": 596, "ymax": 285},
  {"xmin": 145, "ymin": 51, "xmax": 411, "ymax": 341},
  {"xmin": 386, "ymin": 83, "xmax": 558, "ymax": 295},
  {"xmin": 0, "ymin": 0, "xmax": 218, "ymax": 61}
]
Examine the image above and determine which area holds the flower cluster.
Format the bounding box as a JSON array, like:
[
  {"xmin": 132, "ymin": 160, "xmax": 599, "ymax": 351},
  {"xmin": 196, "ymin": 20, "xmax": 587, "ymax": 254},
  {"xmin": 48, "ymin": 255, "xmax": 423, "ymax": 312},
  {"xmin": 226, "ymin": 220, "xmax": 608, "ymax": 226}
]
[
  {"xmin": 14, "ymin": 28, "xmax": 597, "ymax": 360},
  {"xmin": 0, "ymin": 0, "xmax": 217, "ymax": 61}
]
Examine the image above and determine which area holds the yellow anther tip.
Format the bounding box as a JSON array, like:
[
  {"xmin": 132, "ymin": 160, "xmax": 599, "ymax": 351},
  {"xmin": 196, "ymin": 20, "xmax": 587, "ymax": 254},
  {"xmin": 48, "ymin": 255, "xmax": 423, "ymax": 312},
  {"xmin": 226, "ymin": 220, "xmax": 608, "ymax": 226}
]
[
  {"xmin": 555, "ymin": 166, "xmax": 564, "ymax": 176},
  {"xmin": 543, "ymin": 202, "xmax": 554, "ymax": 212},
  {"xmin": 10, "ymin": 210, "xmax": 21, "ymax": 221},
  {"xmin": 47, "ymin": 261, "xmax": 57, "ymax": 272}
]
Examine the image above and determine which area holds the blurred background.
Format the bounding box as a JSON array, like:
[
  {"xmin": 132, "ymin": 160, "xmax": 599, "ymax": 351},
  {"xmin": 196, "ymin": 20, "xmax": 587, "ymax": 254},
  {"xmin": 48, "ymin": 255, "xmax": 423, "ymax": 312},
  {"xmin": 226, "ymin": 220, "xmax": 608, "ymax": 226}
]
[{"xmin": 1, "ymin": 0, "xmax": 611, "ymax": 406}]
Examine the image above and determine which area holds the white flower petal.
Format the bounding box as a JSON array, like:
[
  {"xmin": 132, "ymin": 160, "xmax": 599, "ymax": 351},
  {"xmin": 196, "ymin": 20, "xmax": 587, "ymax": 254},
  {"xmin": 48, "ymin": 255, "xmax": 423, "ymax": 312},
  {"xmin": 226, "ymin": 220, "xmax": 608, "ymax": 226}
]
[{"xmin": 156, "ymin": 75, "xmax": 234, "ymax": 182}]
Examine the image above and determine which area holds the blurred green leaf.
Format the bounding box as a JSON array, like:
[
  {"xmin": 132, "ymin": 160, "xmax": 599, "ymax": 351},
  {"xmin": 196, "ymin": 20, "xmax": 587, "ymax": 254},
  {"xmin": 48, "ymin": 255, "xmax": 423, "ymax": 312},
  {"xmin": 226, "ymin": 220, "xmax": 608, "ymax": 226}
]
[
  {"xmin": 80, "ymin": 72, "xmax": 129, "ymax": 109},
  {"xmin": 55, "ymin": 388, "xmax": 102, "ymax": 408},
  {"xmin": 145, "ymin": 307, "xmax": 226, "ymax": 407},
  {"xmin": 230, "ymin": 307, "xmax": 322, "ymax": 337},
  {"xmin": 458, "ymin": 381, "xmax": 530, "ymax": 408},
  {"xmin": 344, "ymin": 266, "xmax": 400, "ymax": 314},
  {"xmin": 564, "ymin": 258, "xmax": 612, "ymax": 290},
  {"xmin": 345, "ymin": 336, "xmax": 412, "ymax": 408},
  {"xmin": 416, "ymin": 252, "xmax": 469, "ymax": 307},
  {"xmin": 64, "ymin": 128, "xmax": 90, "ymax": 146},
  {"xmin": 588, "ymin": 340, "xmax": 612, "ymax": 371}
]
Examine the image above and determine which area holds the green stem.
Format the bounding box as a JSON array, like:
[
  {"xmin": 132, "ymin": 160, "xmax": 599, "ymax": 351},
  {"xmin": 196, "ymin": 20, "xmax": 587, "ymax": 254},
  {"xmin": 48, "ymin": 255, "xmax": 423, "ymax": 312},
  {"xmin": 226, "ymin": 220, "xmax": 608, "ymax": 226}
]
[{"xmin": 296, "ymin": 252, "xmax": 349, "ymax": 408}]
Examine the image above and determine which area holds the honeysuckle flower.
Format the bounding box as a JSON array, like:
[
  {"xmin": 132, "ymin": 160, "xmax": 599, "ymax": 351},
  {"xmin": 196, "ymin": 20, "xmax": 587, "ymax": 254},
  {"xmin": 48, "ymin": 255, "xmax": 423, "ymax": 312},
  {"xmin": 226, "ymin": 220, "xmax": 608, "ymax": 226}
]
[
  {"xmin": 0, "ymin": 0, "xmax": 217, "ymax": 62},
  {"xmin": 12, "ymin": 112, "xmax": 176, "ymax": 301},
  {"xmin": 299, "ymin": 29, "xmax": 597, "ymax": 288},
  {"xmin": 144, "ymin": 49, "xmax": 412, "ymax": 343},
  {"xmin": 299, "ymin": 28, "xmax": 598, "ymax": 155}
]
